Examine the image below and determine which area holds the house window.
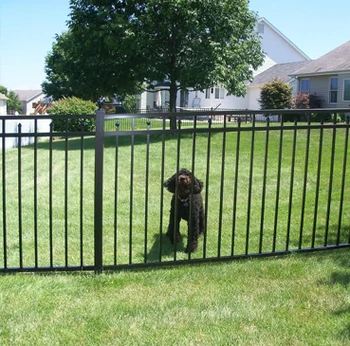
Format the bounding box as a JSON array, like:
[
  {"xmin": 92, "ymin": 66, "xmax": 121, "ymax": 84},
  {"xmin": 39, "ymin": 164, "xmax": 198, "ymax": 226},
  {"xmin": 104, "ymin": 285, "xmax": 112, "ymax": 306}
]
[
  {"xmin": 205, "ymin": 88, "xmax": 210, "ymax": 99},
  {"xmin": 258, "ymin": 23, "xmax": 264, "ymax": 34},
  {"xmin": 300, "ymin": 79, "xmax": 310, "ymax": 93},
  {"xmin": 215, "ymin": 88, "xmax": 225, "ymax": 99},
  {"xmin": 180, "ymin": 90, "xmax": 189, "ymax": 107},
  {"xmin": 329, "ymin": 77, "xmax": 338, "ymax": 103},
  {"xmin": 344, "ymin": 80, "xmax": 350, "ymax": 101}
]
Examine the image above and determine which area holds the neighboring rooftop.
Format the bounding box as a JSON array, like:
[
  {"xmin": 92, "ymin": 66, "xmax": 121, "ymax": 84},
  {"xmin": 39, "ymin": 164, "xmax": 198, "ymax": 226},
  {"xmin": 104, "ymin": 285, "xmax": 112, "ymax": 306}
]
[
  {"xmin": 291, "ymin": 40, "xmax": 350, "ymax": 76},
  {"xmin": 0, "ymin": 93, "xmax": 9, "ymax": 100},
  {"xmin": 12, "ymin": 89, "xmax": 44, "ymax": 102},
  {"xmin": 250, "ymin": 60, "xmax": 311, "ymax": 87}
]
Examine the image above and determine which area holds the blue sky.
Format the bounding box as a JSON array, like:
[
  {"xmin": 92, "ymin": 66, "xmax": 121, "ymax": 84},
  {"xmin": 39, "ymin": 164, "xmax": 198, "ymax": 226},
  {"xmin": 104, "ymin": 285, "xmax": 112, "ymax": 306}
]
[{"xmin": 0, "ymin": 0, "xmax": 349, "ymax": 90}]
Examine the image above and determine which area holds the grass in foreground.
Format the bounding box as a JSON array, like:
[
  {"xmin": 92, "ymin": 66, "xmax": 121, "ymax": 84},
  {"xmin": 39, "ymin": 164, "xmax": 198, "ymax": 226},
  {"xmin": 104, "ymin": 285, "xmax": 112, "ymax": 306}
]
[{"xmin": 0, "ymin": 249, "xmax": 349, "ymax": 345}]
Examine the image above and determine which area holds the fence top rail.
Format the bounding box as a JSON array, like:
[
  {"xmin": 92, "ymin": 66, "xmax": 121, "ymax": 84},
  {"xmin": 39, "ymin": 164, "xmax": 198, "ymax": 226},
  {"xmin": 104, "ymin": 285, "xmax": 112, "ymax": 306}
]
[
  {"xmin": 105, "ymin": 108, "xmax": 350, "ymax": 119},
  {"xmin": 1, "ymin": 108, "xmax": 349, "ymax": 121},
  {"xmin": 0, "ymin": 114, "xmax": 96, "ymax": 121}
]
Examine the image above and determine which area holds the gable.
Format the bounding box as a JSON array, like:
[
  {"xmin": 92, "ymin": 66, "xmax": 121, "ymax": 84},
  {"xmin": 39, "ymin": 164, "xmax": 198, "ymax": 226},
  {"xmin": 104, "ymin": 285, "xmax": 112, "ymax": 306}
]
[{"xmin": 258, "ymin": 18, "xmax": 310, "ymax": 64}]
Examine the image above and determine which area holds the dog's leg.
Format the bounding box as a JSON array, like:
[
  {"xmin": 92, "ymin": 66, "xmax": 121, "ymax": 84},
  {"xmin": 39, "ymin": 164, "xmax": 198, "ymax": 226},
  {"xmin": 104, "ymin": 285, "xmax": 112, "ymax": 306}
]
[
  {"xmin": 166, "ymin": 198, "xmax": 180, "ymax": 244},
  {"xmin": 185, "ymin": 217, "xmax": 199, "ymax": 253},
  {"xmin": 166, "ymin": 219, "xmax": 180, "ymax": 244}
]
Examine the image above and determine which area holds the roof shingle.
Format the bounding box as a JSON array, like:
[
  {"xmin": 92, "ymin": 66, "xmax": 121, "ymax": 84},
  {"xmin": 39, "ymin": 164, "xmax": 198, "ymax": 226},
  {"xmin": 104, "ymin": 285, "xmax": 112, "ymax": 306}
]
[
  {"xmin": 291, "ymin": 41, "xmax": 350, "ymax": 76},
  {"xmin": 12, "ymin": 90, "xmax": 43, "ymax": 102},
  {"xmin": 249, "ymin": 61, "xmax": 311, "ymax": 87}
]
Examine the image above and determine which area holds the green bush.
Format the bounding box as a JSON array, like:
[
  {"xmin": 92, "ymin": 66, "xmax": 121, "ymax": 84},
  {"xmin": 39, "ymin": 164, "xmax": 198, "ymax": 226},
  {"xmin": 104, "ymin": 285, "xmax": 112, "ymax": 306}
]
[
  {"xmin": 259, "ymin": 78, "xmax": 293, "ymax": 110},
  {"xmin": 294, "ymin": 92, "xmax": 309, "ymax": 109},
  {"xmin": 47, "ymin": 97, "xmax": 97, "ymax": 132},
  {"xmin": 310, "ymin": 112, "xmax": 335, "ymax": 123},
  {"xmin": 281, "ymin": 112, "xmax": 306, "ymax": 122}
]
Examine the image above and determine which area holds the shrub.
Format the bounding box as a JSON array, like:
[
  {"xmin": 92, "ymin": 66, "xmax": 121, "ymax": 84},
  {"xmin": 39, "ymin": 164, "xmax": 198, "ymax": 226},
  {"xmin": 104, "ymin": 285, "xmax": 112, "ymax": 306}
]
[
  {"xmin": 339, "ymin": 113, "xmax": 350, "ymax": 122},
  {"xmin": 309, "ymin": 94, "xmax": 323, "ymax": 108},
  {"xmin": 310, "ymin": 112, "xmax": 340, "ymax": 123},
  {"xmin": 281, "ymin": 112, "xmax": 306, "ymax": 122},
  {"xmin": 122, "ymin": 94, "xmax": 140, "ymax": 113},
  {"xmin": 294, "ymin": 92, "xmax": 309, "ymax": 109},
  {"xmin": 47, "ymin": 97, "xmax": 96, "ymax": 132},
  {"xmin": 259, "ymin": 78, "xmax": 293, "ymax": 110}
]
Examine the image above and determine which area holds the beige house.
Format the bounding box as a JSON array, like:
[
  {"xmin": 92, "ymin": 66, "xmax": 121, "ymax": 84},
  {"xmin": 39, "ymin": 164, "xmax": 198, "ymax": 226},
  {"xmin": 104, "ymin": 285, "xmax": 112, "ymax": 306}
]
[
  {"xmin": 0, "ymin": 93, "xmax": 9, "ymax": 114},
  {"xmin": 248, "ymin": 60, "xmax": 311, "ymax": 107},
  {"xmin": 290, "ymin": 41, "xmax": 350, "ymax": 109}
]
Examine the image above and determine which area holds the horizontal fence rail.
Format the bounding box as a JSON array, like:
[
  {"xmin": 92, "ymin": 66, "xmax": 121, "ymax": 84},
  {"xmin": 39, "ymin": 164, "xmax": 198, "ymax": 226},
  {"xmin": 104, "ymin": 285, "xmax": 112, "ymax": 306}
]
[{"xmin": 1, "ymin": 109, "xmax": 350, "ymax": 273}]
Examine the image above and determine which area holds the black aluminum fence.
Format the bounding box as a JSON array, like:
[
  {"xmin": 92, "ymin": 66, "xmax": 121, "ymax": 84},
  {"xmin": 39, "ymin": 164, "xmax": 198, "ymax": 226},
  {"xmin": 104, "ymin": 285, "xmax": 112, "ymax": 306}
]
[{"xmin": 1, "ymin": 109, "xmax": 350, "ymax": 273}]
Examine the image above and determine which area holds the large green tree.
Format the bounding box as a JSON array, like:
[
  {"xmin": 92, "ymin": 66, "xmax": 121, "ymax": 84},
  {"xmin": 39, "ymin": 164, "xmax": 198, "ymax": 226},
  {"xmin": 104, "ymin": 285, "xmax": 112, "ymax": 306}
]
[
  {"xmin": 0, "ymin": 85, "xmax": 8, "ymax": 96},
  {"xmin": 7, "ymin": 91, "xmax": 23, "ymax": 114},
  {"xmin": 43, "ymin": 0, "xmax": 264, "ymax": 119}
]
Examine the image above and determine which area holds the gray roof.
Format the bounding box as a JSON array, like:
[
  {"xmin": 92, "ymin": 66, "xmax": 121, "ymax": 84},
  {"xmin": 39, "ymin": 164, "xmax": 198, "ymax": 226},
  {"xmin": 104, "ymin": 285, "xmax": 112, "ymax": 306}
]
[
  {"xmin": 12, "ymin": 89, "xmax": 44, "ymax": 102},
  {"xmin": 249, "ymin": 60, "xmax": 311, "ymax": 87},
  {"xmin": 291, "ymin": 41, "xmax": 350, "ymax": 76},
  {"xmin": 0, "ymin": 92, "xmax": 9, "ymax": 100}
]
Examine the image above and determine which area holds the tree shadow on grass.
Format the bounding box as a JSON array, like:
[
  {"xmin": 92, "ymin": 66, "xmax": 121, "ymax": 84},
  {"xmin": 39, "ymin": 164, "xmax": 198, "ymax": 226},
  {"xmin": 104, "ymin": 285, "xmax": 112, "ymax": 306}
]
[
  {"xmin": 316, "ymin": 245, "xmax": 350, "ymax": 343},
  {"xmin": 333, "ymin": 306, "xmax": 350, "ymax": 342},
  {"xmin": 35, "ymin": 133, "xmax": 171, "ymax": 151}
]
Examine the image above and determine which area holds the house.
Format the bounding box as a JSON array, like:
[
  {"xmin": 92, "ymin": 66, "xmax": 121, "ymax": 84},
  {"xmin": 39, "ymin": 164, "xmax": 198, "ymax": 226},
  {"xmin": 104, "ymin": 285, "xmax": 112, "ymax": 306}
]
[
  {"xmin": 12, "ymin": 89, "xmax": 52, "ymax": 115},
  {"xmin": 139, "ymin": 17, "xmax": 310, "ymax": 111},
  {"xmin": 290, "ymin": 41, "xmax": 350, "ymax": 109},
  {"xmin": 248, "ymin": 60, "xmax": 311, "ymax": 107},
  {"xmin": 0, "ymin": 93, "xmax": 9, "ymax": 114}
]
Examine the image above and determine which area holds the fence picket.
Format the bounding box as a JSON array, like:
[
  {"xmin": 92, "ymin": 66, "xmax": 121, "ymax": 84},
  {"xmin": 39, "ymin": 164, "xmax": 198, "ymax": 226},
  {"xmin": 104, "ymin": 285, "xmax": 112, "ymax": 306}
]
[{"xmin": 0, "ymin": 109, "xmax": 349, "ymax": 273}]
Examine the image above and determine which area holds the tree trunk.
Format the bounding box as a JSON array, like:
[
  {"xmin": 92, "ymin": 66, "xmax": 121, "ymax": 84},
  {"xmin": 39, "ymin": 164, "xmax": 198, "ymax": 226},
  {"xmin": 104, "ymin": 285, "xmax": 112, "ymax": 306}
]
[{"xmin": 169, "ymin": 82, "xmax": 177, "ymax": 130}]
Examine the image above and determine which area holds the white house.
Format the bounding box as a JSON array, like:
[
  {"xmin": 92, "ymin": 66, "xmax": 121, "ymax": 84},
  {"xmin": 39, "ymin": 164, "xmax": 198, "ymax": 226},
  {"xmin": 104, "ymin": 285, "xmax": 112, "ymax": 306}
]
[
  {"xmin": 139, "ymin": 17, "xmax": 310, "ymax": 111},
  {"xmin": 0, "ymin": 93, "xmax": 9, "ymax": 115}
]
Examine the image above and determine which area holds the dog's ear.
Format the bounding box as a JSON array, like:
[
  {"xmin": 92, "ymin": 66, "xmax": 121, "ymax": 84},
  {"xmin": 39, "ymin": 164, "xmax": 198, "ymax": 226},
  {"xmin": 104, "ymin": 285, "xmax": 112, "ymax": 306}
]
[
  {"xmin": 193, "ymin": 177, "xmax": 203, "ymax": 194},
  {"xmin": 163, "ymin": 173, "xmax": 177, "ymax": 193}
]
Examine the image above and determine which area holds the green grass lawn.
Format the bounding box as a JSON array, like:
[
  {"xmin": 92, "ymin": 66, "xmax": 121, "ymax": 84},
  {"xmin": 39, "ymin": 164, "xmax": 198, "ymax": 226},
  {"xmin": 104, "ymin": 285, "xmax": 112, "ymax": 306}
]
[
  {"xmin": 1, "ymin": 121, "xmax": 350, "ymax": 269},
  {"xmin": 0, "ymin": 250, "xmax": 349, "ymax": 345},
  {"xmin": 0, "ymin": 120, "xmax": 349, "ymax": 345}
]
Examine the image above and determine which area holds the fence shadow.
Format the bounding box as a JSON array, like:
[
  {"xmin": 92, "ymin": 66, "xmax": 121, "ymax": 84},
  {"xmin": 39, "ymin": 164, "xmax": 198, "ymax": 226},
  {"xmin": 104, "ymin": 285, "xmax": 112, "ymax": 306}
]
[{"xmin": 290, "ymin": 224, "xmax": 350, "ymax": 249}]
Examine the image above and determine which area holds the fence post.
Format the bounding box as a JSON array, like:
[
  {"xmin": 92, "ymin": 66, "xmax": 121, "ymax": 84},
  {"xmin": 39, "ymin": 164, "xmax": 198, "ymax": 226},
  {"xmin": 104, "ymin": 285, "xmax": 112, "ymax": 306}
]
[{"xmin": 94, "ymin": 109, "xmax": 104, "ymax": 273}]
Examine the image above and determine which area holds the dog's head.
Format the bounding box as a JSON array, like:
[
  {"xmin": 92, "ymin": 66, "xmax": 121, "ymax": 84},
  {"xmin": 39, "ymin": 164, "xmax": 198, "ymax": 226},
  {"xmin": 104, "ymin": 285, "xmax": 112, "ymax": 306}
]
[{"xmin": 163, "ymin": 168, "xmax": 203, "ymax": 197}]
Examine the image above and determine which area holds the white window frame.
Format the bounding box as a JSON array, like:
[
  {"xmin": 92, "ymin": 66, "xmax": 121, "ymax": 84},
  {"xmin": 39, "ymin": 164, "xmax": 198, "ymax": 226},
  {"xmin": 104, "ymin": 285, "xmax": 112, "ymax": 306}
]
[
  {"xmin": 329, "ymin": 77, "xmax": 338, "ymax": 104},
  {"xmin": 300, "ymin": 78, "xmax": 310, "ymax": 93},
  {"xmin": 343, "ymin": 79, "xmax": 350, "ymax": 102},
  {"xmin": 205, "ymin": 88, "xmax": 210, "ymax": 99},
  {"xmin": 215, "ymin": 88, "xmax": 225, "ymax": 99}
]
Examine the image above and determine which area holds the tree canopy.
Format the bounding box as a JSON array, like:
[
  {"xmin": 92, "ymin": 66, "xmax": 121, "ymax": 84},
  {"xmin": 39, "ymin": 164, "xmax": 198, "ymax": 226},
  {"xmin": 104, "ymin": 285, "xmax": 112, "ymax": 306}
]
[
  {"xmin": 43, "ymin": 0, "xmax": 264, "ymax": 113},
  {"xmin": 0, "ymin": 85, "xmax": 22, "ymax": 114}
]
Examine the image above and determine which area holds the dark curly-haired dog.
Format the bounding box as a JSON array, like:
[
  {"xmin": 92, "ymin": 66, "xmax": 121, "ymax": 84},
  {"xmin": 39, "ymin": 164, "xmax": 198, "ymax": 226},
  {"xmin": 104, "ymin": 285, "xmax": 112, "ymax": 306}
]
[{"xmin": 163, "ymin": 168, "xmax": 205, "ymax": 253}]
